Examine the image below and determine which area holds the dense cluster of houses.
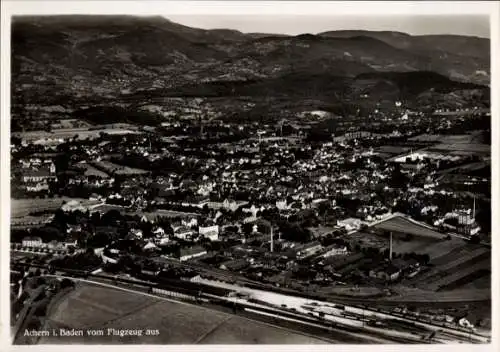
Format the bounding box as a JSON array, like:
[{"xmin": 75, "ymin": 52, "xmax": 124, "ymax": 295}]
[
  {"xmin": 15, "ymin": 158, "xmax": 57, "ymax": 193},
  {"xmin": 10, "ymin": 103, "xmax": 490, "ymax": 293}
]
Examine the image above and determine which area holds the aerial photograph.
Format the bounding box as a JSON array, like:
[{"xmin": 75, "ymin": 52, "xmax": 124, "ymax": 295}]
[{"xmin": 8, "ymin": 7, "xmax": 492, "ymax": 346}]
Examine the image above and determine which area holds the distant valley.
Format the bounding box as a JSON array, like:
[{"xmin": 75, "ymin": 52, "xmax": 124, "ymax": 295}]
[{"xmin": 11, "ymin": 15, "xmax": 490, "ymax": 123}]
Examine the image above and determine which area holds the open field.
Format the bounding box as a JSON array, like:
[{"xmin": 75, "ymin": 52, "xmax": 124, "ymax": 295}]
[
  {"xmin": 430, "ymin": 260, "xmax": 490, "ymax": 291},
  {"xmin": 11, "ymin": 197, "xmax": 97, "ymax": 218},
  {"xmin": 50, "ymin": 119, "xmax": 92, "ymax": 130},
  {"xmin": 11, "ymin": 214, "xmax": 55, "ymax": 228},
  {"xmin": 373, "ymin": 216, "xmax": 444, "ymax": 240},
  {"xmin": 408, "ymin": 134, "xmax": 477, "ymax": 144},
  {"xmin": 93, "ymin": 160, "xmax": 148, "ymax": 175},
  {"xmin": 133, "ymin": 209, "xmax": 201, "ymax": 219},
  {"xmin": 13, "ymin": 127, "xmax": 142, "ymax": 143},
  {"xmin": 75, "ymin": 163, "xmax": 110, "ymax": 178},
  {"xmin": 407, "ymin": 246, "xmax": 490, "ymax": 292},
  {"xmin": 39, "ymin": 283, "xmax": 328, "ymax": 344},
  {"xmin": 430, "ymin": 245, "xmax": 488, "ymax": 266},
  {"xmin": 12, "ymin": 198, "xmax": 70, "ymax": 218},
  {"xmin": 418, "ymin": 252, "xmax": 487, "ymax": 283},
  {"xmin": 428, "ymin": 143, "xmax": 490, "ymax": 155}
]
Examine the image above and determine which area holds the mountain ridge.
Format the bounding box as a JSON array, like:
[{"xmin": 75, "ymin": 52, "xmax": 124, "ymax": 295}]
[{"xmin": 11, "ymin": 15, "xmax": 490, "ymax": 112}]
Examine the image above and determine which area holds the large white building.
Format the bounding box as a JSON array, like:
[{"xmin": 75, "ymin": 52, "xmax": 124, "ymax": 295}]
[
  {"xmin": 337, "ymin": 218, "xmax": 363, "ymax": 232},
  {"xmin": 22, "ymin": 236, "xmax": 44, "ymax": 248},
  {"xmin": 198, "ymin": 225, "xmax": 219, "ymax": 241}
]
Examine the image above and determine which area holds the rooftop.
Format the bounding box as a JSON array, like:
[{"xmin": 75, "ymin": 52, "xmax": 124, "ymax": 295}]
[{"xmin": 373, "ymin": 215, "xmax": 444, "ymax": 239}]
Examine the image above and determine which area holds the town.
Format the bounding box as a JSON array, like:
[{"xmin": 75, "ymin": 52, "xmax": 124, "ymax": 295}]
[
  {"xmin": 8, "ymin": 13, "xmax": 492, "ymax": 345},
  {"xmin": 10, "ymin": 98, "xmax": 491, "ymax": 344}
]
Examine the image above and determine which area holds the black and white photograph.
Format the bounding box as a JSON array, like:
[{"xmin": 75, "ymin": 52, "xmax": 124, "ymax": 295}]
[{"xmin": 1, "ymin": 0, "xmax": 498, "ymax": 348}]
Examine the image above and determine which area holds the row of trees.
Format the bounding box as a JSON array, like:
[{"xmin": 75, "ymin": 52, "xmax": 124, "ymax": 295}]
[
  {"xmin": 11, "ymin": 226, "xmax": 68, "ymax": 244},
  {"xmin": 49, "ymin": 249, "xmax": 102, "ymax": 271}
]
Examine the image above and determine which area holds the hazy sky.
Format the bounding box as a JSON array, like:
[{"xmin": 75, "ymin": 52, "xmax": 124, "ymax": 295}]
[{"xmin": 166, "ymin": 15, "xmax": 490, "ymax": 38}]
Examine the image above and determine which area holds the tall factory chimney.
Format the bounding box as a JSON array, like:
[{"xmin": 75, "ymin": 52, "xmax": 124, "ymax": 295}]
[
  {"xmin": 389, "ymin": 232, "xmax": 393, "ymax": 261},
  {"xmin": 473, "ymin": 196, "xmax": 476, "ymax": 218},
  {"xmin": 270, "ymin": 227, "xmax": 274, "ymax": 253}
]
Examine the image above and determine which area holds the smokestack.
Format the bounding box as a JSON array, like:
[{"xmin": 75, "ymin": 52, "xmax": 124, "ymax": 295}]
[
  {"xmin": 270, "ymin": 227, "xmax": 274, "ymax": 253},
  {"xmin": 389, "ymin": 232, "xmax": 393, "ymax": 261},
  {"xmin": 198, "ymin": 114, "xmax": 203, "ymax": 137},
  {"xmin": 473, "ymin": 196, "xmax": 476, "ymax": 218}
]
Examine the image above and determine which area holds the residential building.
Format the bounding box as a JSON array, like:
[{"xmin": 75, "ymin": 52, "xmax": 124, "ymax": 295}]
[
  {"xmin": 22, "ymin": 236, "xmax": 44, "ymax": 248},
  {"xmin": 369, "ymin": 265, "xmax": 401, "ymax": 282},
  {"xmin": 21, "ymin": 167, "xmax": 56, "ymax": 183},
  {"xmin": 219, "ymin": 259, "xmax": 249, "ymax": 271},
  {"xmin": 337, "ymin": 218, "xmax": 363, "ymax": 231},
  {"xmin": 180, "ymin": 246, "xmax": 207, "ymax": 261},
  {"xmin": 295, "ymin": 241, "xmax": 323, "ymax": 259},
  {"xmin": 323, "ymin": 246, "xmax": 349, "ymax": 257},
  {"xmin": 199, "ymin": 225, "xmax": 219, "ymax": 241},
  {"xmin": 173, "ymin": 226, "xmax": 194, "ymax": 240}
]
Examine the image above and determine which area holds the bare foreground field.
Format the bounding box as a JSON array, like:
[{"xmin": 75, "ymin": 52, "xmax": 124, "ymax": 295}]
[{"xmin": 39, "ymin": 283, "xmax": 327, "ymax": 344}]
